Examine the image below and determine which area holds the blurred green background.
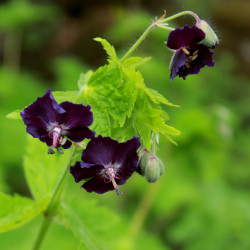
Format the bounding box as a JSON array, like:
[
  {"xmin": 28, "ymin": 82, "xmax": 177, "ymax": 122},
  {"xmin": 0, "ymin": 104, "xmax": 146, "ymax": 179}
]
[{"xmin": 0, "ymin": 0, "xmax": 250, "ymax": 249}]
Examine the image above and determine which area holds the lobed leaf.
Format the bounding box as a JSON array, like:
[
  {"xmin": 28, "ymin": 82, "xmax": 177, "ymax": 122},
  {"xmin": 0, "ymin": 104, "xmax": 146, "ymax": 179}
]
[
  {"xmin": 0, "ymin": 192, "xmax": 46, "ymax": 233},
  {"xmin": 122, "ymin": 56, "xmax": 151, "ymax": 68},
  {"xmin": 60, "ymin": 198, "xmax": 119, "ymax": 250},
  {"xmin": 145, "ymin": 88, "xmax": 180, "ymax": 107},
  {"xmin": 52, "ymin": 91, "xmax": 79, "ymax": 103},
  {"xmin": 24, "ymin": 135, "xmax": 70, "ymax": 202}
]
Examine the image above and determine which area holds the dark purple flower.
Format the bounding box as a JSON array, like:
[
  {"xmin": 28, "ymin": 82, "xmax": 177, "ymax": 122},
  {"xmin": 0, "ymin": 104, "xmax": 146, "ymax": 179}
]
[
  {"xmin": 21, "ymin": 89, "xmax": 94, "ymax": 154},
  {"xmin": 70, "ymin": 136, "xmax": 141, "ymax": 195},
  {"xmin": 166, "ymin": 25, "xmax": 215, "ymax": 80}
]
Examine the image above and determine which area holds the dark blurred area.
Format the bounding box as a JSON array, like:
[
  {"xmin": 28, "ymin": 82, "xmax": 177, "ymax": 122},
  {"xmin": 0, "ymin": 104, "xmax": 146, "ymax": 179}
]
[{"xmin": 0, "ymin": 0, "xmax": 249, "ymax": 249}]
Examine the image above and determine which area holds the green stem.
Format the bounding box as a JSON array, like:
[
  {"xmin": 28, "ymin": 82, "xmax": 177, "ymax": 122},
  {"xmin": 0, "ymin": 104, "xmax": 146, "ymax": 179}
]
[
  {"xmin": 120, "ymin": 11, "xmax": 199, "ymax": 62},
  {"xmin": 129, "ymin": 179, "xmax": 162, "ymax": 236},
  {"xmin": 32, "ymin": 217, "xmax": 52, "ymax": 250},
  {"xmin": 156, "ymin": 25, "xmax": 174, "ymax": 32},
  {"xmin": 159, "ymin": 10, "xmax": 200, "ymax": 24},
  {"xmin": 32, "ymin": 146, "xmax": 76, "ymax": 250},
  {"xmin": 120, "ymin": 23, "xmax": 155, "ymax": 62}
]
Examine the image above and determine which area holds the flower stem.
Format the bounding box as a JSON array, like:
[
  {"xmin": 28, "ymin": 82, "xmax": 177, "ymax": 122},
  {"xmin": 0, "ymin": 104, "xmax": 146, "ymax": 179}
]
[
  {"xmin": 120, "ymin": 23, "xmax": 155, "ymax": 62},
  {"xmin": 120, "ymin": 11, "xmax": 199, "ymax": 62},
  {"xmin": 158, "ymin": 10, "xmax": 200, "ymax": 24},
  {"xmin": 156, "ymin": 25, "xmax": 174, "ymax": 31},
  {"xmin": 32, "ymin": 146, "xmax": 76, "ymax": 250},
  {"xmin": 129, "ymin": 179, "xmax": 162, "ymax": 236}
]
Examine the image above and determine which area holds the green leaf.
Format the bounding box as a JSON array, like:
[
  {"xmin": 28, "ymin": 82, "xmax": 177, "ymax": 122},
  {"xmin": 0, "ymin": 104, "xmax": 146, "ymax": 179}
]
[
  {"xmin": 60, "ymin": 198, "xmax": 119, "ymax": 250},
  {"xmin": 78, "ymin": 70, "xmax": 93, "ymax": 90},
  {"xmin": 52, "ymin": 91, "xmax": 79, "ymax": 103},
  {"xmin": 24, "ymin": 135, "xmax": 71, "ymax": 202},
  {"xmin": 122, "ymin": 56, "xmax": 151, "ymax": 68},
  {"xmin": 0, "ymin": 192, "xmax": 46, "ymax": 233},
  {"xmin": 134, "ymin": 108, "xmax": 180, "ymax": 149},
  {"xmin": 145, "ymin": 88, "xmax": 179, "ymax": 107},
  {"xmin": 90, "ymin": 109, "xmax": 111, "ymax": 137},
  {"xmin": 6, "ymin": 110, "xmax": 22, "ymax": 119},
  {"xmin": 94, "ymin": 37, "xmax": 119, "ymax": 65},
  {"xmin": 134, "ymin": 115, "xmax": 151, "ymax": 150}
]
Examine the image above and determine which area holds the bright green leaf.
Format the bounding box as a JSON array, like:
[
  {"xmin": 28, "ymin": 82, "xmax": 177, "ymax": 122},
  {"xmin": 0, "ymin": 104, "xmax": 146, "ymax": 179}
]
[
  {"xmin": 134, "ymin": 108, "xmax": 180, "ymax": 149},
  {"xmin": 90, "ymin": 108, "xmax": 111, "ymax": 137},
  {"xmin": 0, "ymin": 192, "xmax": 46, "ymax": 233},
  {"xmin": 60, "ymin": 198, "xmax": 119, "ymax": 250},
  {"xmin": 78, "ymin": 70, "xmax": 93, "ymax": 90},
  {"xmin": 145, "ymin": 88, "xmax": 180, "ymax": 107},
  {"xmin": 94, "ymin": 37, "xmax": 119, "ymax": 65},
  {"xmin": 52, "ymin": 91, "xmax": 79, "ymax": 104},
  {"xmin": 6, "ymin": 110, "xmax": 22, "ymax": 119},
  {"xmin": 122, "ymin": 57, "xmax": 151, "ymax": 68},
  {"xmin": 24, "ymin": 135, "xmax": 70, "ymax": 202}
]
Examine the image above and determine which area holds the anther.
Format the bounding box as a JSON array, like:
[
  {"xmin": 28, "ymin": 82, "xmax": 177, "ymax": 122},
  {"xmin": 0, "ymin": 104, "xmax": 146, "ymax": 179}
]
[{"xmin": 182, "ymin": 48, "xmax": 190, "ymax": 55}]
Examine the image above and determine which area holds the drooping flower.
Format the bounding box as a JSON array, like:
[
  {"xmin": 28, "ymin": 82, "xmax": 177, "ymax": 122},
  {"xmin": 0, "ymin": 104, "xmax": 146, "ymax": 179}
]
[
  {"xmin": 166, "ymin": 25, "xmax": 215, "ymax": 80},
  {"xmin": 70, "ymin": 136, "xmax": 141, "ymax": 195},
  {"xmin": 21, "ymin": 89, "xmax": 94, "ymax": 154}
]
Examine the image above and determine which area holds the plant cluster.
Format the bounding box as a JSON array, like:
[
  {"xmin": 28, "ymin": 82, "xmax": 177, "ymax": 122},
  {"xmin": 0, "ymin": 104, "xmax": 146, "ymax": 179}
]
[{"xmin": 5, "ymin": 10, "xmax": 218, "ymax": 249}]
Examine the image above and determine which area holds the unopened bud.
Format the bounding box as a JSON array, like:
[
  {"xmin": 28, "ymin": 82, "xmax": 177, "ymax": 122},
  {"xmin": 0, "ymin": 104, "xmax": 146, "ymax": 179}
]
[
  {"xmin": 145, "ymin": 156, "xmax": 160, "ymax": 183},
  {"xmin": 196, "ymin": 20, "xmax": 219, "ymax": 48},
  {"xmin": 137, "ymin": 148, "xmax": 150, "ymax": 175},
  {"xmin": 158, "ymin": 158, "xmax": 165, "ymax": 176}
]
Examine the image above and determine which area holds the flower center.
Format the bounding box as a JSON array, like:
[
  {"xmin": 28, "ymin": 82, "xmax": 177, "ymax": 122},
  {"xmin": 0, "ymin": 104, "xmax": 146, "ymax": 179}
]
[
  {"xmin": 103, "ymin": 165, "xmax": 124, "ymax": 195},
  {"xmin": 183, "ymin": 49, "xmax": 199, "ymax": 68},
  {"xmin": 48, "ymin": 126, "xmax": 67, "ymax": 154}
]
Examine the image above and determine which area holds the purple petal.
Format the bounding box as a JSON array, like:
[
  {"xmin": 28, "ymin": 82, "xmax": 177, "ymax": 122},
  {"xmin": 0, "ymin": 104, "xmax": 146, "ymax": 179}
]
[
  {"xmin": 66, "ymin": 127, "xmax": 95, "ymax": 142},
  {"xmin": 60, "ymin": 102, "xmax": 93, "ymax": 128},
  {"xmin": 82, "ymin": 175, "xmax": 114, "ymax": 194},
  {"xmin": 169, "ymin": 50, "xmax": 186, "ymax": 81},
  {"xmin": 20, "ymin": 89, "xmax": 66, "ymax": 140},
  {"xmin": 167, "ymin": 25, "xmax": 205, "ymax": 50},
  {"xmin": 81, "ymin": 136, "xmax": 119, "ymax": 166},
  {"xmin": 177, "ymin": 44, "xmax": 214, "ymax": 79},
  {"xmin": 113, "ymin": 137, "xmax": 140, "ymax": 178},
  {"xmin": 62, "ymin": 139, "xmax": 72, "ymax": 149},
  {"xmin": 70, "ymin": 161, "xmax": 102, "ymax": 183}
]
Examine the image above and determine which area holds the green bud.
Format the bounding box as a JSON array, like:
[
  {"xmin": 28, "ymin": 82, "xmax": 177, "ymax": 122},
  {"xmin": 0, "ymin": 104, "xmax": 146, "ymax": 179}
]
[
  {"xmin": 196, "ymin": 20, "xmax": 219, "ymax": 48},
  {"xmin": 158, "ymin": 157, "xmax": 165, "ymax": 176},
  {"xmin": 145, "ymin": 156, "xmax": 160, "ymax": 183},
  {"xmin": 137, "ymin": 148, "xmax": 150, "ymax": 176}
]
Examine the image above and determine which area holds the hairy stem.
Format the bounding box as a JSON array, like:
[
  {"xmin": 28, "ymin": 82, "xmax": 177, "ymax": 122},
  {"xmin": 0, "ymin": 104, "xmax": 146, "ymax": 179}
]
[
  {"xmin": 32, "ymin": 146, "xmax": 76, "ymax": 250},
  {"xmin": 120, "ymin": 11, "xmax": 199, "ymax": 62},
  {"xmin": 159, "ymin": 10, "xmax": 200, "ymax": 24},
  {"xmin": 120, "ymin": 23, "xmax": 155, "ymax": 62}
]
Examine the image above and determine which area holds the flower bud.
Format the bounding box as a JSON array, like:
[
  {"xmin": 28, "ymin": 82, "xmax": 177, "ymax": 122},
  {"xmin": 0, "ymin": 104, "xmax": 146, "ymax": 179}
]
[
  {"xmin": 196, "ymin": 20, "xmax": 219, "ymax": 48},
  {"xmin": 145, "ymin": 156, "xmax": 160, "ymax": 183},
  {"xmin": 137, "ymin": 148, "xmax": 150, "ymax": 176},
  {"xmin": 158, "ymin": 157, "xmax": 165, "ymax": 176}
]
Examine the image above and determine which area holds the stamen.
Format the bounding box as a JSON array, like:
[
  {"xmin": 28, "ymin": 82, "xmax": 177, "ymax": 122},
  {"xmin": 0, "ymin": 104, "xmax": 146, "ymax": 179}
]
[
  {"xmin": 182, "ymin": 48, "xmax": 190, "ymax": 55},
  {"xmin": 193, "ymin": 50, "xmax": 198, "ymax": 56},
  {"xmin": 104, "ymin": 167, "xmax": 123, "ymax": 195},
  {"xmin": 185, "ymin": 62, "xmax": 190, "ymax": 68},
  {"xmin": 191, "ymin": 54, "xmax": 198, "ymax": 61}
]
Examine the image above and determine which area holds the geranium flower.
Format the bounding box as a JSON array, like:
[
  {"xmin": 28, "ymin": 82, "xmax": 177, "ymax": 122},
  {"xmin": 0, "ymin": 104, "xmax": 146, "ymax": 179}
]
[
  {"xmin": 21, "ymin": 89, "xmax": 94, "ymax": 154},
  {"xmin": 70, "ymin": 136, "xmax": 141, "ymax": 195},
  {"xmin": 166, "ymin": 25, "xmax": 215, "ymax": 80}
]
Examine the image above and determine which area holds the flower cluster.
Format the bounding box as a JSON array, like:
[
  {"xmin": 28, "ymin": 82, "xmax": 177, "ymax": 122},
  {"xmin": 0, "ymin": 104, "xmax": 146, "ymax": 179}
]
[
  {"xmin": 165, "ymin": 22, "xmax": 217, "ymax": 80},
  {"xmin": 20, "ymin": 12, "xmax": 219, "ymax": 195},
  {"xmin": 21, "ymin": 90, "xmax": 141, "ymax": 195}
]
